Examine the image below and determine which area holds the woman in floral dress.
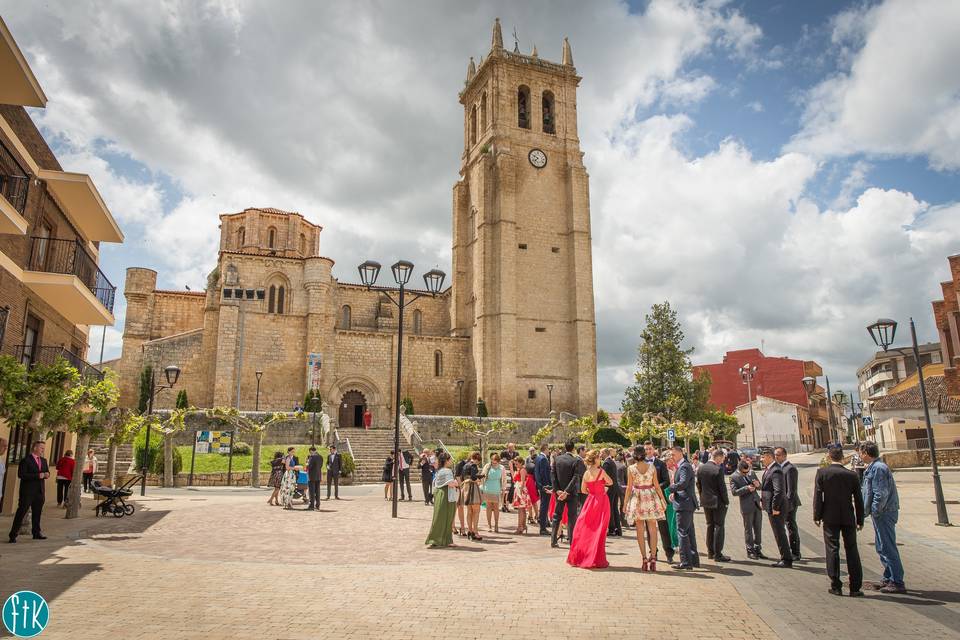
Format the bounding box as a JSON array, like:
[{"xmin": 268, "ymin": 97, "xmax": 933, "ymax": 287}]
[
  {"xmin": 267, "ymin": 451, "xmax": 285, "ymax": 506},
  {"xmin": 623, "ymin": 447, "xmax": 668, "ymax": 571},
  {"xmin": 279, "ymin": 447, "xmax": 299, "ymax": 510}
]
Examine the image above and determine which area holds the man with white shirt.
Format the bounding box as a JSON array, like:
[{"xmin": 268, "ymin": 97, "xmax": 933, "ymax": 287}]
[{"xmin": 775, "ymin": 447, "xmax": 802, "ymax": 561}]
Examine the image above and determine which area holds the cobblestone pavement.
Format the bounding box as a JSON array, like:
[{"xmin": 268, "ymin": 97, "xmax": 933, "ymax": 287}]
[{"xmin": 0, "ymin": 453, "xmax": 957, "ymax": 640}]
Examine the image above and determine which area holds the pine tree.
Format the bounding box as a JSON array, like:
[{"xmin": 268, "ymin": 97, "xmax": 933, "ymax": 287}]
[
  {"xmin": 621, "ymin": 301, "xmax": 709, "ymax": 422},
  {"xmin": 138, "ymin": 366, "xmax": 153, "ymax": 414}
]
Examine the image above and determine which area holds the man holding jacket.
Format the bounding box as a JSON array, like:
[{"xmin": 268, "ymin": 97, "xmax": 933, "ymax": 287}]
[{"xmin": 730, "ymin": 460, "xmax": 765, "ymax": 559}]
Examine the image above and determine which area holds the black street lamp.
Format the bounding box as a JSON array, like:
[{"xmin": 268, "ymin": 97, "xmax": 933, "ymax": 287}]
[
  {"xmin": 358, "ymin": 259, "xmax": 446, "ymax": 518},
  {"xmin": 141, "ymin": 363, "xmax": 181, "ymax": 496},
  {"xmin": 255, "ymin": 370, "xmax": 263, "ymax": 411},
  {"xmin": 546, "ymin": 383, "xmax": 554, "ymax": 415},
  {"xmin": 867, "ymin": 317, "xmax": 951, "ymax": 527},
  {"xmin": 739, "ymin": 363, "xmax": 758, "ymax": 447},
  {"xmin": 456, "ymin": 379, "xmax": 464, "ymax": 415}
]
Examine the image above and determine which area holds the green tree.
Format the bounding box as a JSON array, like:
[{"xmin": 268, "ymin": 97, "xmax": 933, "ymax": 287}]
[
  {"xmin": 621, "ymin": 301, "xmax": 710, "ymax": 423},
  {"xmin": 401, "ymin": 397, "xmax": 415, "ymax": 415},
  {"xmin": 175, "ymin": 389, "xmax": 189, "ymax": 409},
  {"xmin": 64, "ymin": 371, "xmax": 121, "ymax": 518},
  {"xmin": 452, "ymin": 417, "xmax": 515, "ymax": 461},
  {"xmin": 138, "ymin": 365, "xmax": 153, "ymax": 414},
  {"xmin": 204, "ymin": 407, "xmax": 305, "ymax": 487},
  {"xmin": 101, "ymin": 408, "xmax": 145, "ymax": 486},
  {"xmin": 303, "ymin": 389, "xmax": 322, "ymax": 413},
  {"xmin": 476, "ymin": 398, "xmax": 488, "ymax": 418}
]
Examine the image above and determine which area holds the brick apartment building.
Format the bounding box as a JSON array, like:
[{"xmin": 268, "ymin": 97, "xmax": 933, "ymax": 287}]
[
  {"xmin": 933, "ymin": 254, "xmax": 960, "ymax": 399},
  {"xmin": 0, "ymin": 17, "xmax": 123, "ymax": 513}
]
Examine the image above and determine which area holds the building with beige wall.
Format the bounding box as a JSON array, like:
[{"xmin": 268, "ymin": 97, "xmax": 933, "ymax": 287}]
[
  {"xmin": 117, "ymin": 20, "xmax": 598, "ymax": 425},
  {"xmin": 0, "ymin": 18, "xmax": 123, "ymax": 513}
]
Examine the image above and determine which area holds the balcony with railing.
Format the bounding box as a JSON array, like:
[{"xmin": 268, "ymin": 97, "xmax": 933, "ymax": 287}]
[
  {"xmin": 0, "ymin": 139, "xmax": 29, "ymax": 235},
  {"xmin": 864, "ymin": 368, "xmax": 895, "ymax": 390},
  {"xmin": 12, "ymin": 344, "xmax": 104, "ymax": 380},
  {"xmin": 21, "ymin": 236, "xmax": 116, "ymax": 325}
]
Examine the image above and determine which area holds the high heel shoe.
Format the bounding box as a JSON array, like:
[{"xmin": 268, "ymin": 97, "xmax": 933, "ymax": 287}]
[
  {"xmin": 649, "ymin": 556, "xmax": 657, "ymax": 572},
  {"xmin": 467, "ymin": 531, "xmax": 475, "ymax": 540},
  {"xmin": 641, "ymin": 558, "xmax": 650, "ymax": 572}
]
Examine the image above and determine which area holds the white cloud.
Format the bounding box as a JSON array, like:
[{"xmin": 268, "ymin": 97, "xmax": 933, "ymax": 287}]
[
  {"xmin": 790, "ymin": 0, "xmax": 960, "ymax": 170},
  {"xmin": 660, "ymin": 74, "xmax": 717, "ymax": 106}
]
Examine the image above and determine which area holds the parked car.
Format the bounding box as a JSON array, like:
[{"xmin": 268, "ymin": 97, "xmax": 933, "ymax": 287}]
[{"xmin": 738, "ymin": 447, "xmax": 763, "ymax": 470}]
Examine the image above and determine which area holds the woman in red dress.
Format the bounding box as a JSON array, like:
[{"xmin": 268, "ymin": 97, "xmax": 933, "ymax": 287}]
[{"xmin": 566, "ymin": 449, "xmax": 613, "ymax": 569}]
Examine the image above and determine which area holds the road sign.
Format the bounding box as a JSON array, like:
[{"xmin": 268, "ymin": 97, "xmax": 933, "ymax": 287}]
[
  {"xmin": 667, "ymin": 428, "xmax": 676, "ymax": 443},
  {"xmin": 862, "ymin": 416, "xmax": 873, "ymax": 427}
]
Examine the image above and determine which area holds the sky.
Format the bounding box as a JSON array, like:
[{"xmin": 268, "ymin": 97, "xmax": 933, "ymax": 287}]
[{"xmin": 2, "ymin": 0, "xmax": 958, "ymax": 412}]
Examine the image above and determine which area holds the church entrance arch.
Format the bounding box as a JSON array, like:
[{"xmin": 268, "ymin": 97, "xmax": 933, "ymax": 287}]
[{"xmin": 338, "ymin": 390, "xmax": 367, "ymax": 428}]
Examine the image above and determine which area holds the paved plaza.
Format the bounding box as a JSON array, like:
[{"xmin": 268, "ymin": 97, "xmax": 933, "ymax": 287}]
[{"xmin": 2, "ymin": 453, "xmax": 959, "ymax": 640}]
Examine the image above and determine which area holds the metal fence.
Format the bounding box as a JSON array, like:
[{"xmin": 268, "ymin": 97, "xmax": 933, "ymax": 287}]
[
  {"xmin": 906, "ymin": 438, "xmax": 931, "ymax": 450},
  {"xmin": 27, "ymin": 237, "xmax": 116, "ymax": 313},
  {"xmin": 0, "ymin": 140, "xmax": 29, "ymax": 213},
  {"xmin": 12, "ymin": 344, "xmax": 104, "ymax": 380}
]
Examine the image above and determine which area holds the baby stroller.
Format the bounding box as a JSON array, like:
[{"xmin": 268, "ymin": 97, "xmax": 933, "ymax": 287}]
[
  {"xmin": 294, "ymin": 469, "xmax": 310, "ymax": 504},
  {"xmin": 92, "ymin": 475, "xmax": 140, "ymax": 517}
]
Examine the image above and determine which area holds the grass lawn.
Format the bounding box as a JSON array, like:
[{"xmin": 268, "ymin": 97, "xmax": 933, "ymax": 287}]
[{"xmin": 176, "ymin": 444, "xmax": 329, "ymax": 474}]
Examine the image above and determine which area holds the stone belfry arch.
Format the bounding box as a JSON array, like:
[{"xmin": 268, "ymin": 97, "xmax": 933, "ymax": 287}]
[{"xmin": 450, "ymin": 18, "xmax": 597, "ymax": 417}]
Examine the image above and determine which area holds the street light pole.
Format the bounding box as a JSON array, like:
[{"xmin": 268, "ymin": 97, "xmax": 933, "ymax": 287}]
[
  {"xmin": 255, "ymin": 370, "xmax": 263, "ymax": 412},
  {"xmin": 867, "ymin": 317, "xmax": 951, "ymax": 527},
  {"xmin": 546, "ymin": 383, "xmax": 554, "ymax": 415},
  {"xmin": 740, "ymin": 364, "xmax": 757, "ymax": 448},
  {"xmin": 456, "ymin": 379, "xmax": 464, "ymax": 415},
  {"xmin": 824, "ymin": 375, "xmax": 837, "ymax": 444},
  {"xmin": 358, "ymin": 259, "xmax": 446, "ymax": 519},
  {"xmin": 140, "ymin": 363, "xmax": 181, "ymax": 496}
]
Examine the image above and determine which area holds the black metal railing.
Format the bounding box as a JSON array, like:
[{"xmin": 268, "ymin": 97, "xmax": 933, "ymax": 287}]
[
  {"xmin": 27, "ymin": 237, "xmax": 116, "ymax": 313},
  {"xmin": 0, "ymin": 140, "xmax": 29, "ymax": 214},
  {"xmin": 13, "ymin": 344, "xmax": 104, "ymax": 380},
  {"xmin": 0, "ymin": 305, "xmax": 8, "ymax": 348}
]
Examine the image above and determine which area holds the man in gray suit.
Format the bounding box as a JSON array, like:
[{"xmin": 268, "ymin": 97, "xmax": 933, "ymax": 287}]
[
  {"xmin": 668, "ymin": 446, "xmax": 700, "ymax": 570},
  {"xmin": 326, "ymin": 445, "xmax": 342, "ymax": 500},
  {"xmin": 730, "ymin": 459, "xmax": 765, "ymax": 559}
]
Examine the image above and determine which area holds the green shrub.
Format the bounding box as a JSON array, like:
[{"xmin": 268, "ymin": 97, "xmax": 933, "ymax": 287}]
[
  {"xmin": 223, "ymin": 440, "xmax": 251, "ymax": 456},
  {"xmin": 591, "ymin": 427, "xmax": 630, "ymax": 447},
  {"xmin": 476, "ymin": 398, "xmax": 488, "ymax": 417},
  {"xmin": 401, "ymin": 397, "xmax": 414, "ymax": 415},
  {"xmin": 138, "ymin": 366, "xmax": 152, "ymax": 413},
  {"xmin": 454, "ymin": 448, "xmax": 472, "ymax": 463},
  {"xmin": 133, "ymin": 428, "xmax": 183, "ymax": 475},
  {"xmin": 304, "ymin": 389, "xmax": 322, "ymax": 413},
  {"xmin": 340, "ymin": 452, "xmax": 355, "ymax": 477},
  {"xmin": 175, "ymin": 389, "xmax": 189, "ymax": 409}
]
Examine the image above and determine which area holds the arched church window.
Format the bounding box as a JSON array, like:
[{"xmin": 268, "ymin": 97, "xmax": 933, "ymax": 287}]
[
  {"xmin": 267, "ymin": 226, "xmax": 277, "ymax": 249},
  {"xmin": 518, "ymin": 85, "xmax": 530, "ymax": 129},
  {"xmin": 237, "ymin": 226, "xmax": 245, "ymax": 248},
  {"xmin": 266, "ymin": 274, "xmax": 289, "ymax": 315},
  {"xmin": 480, "ymin": 92, "xmax": 487, "ymax": 132},
  {"xmin": 434, "ymin": 350, "xmax": 443, "ymax": 377},
  {"xmin": 277, "ymin": 286, "xmax": 285, "ymax": 314},
  {"xmin": 542, "ymin": 91, "xmax": 555, "ymax": 134},
  {"xmin": 299, "ymin": 233, "xmax": 307, "ymax": 255},
  {"xmin": 413, "ymin": 309, "xmax": 422, "ymax": 335},
  {"xmin": 470, "ymin": 105, "xmax": 478, "ymax": 146},
  {"xmin": 341, "ymin": 305, "xmax": 352, "ymax": 329}
]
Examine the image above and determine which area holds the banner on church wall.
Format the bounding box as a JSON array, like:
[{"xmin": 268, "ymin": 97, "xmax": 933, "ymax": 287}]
[{"xmin": 307, "ymin": 353, "xmax": 322, "ymax": 390}]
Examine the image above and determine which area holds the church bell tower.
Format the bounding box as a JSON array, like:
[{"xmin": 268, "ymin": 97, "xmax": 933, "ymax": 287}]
[{"xmin": 451, "ymin": 18, "xmax": 597, "ymax": 417}]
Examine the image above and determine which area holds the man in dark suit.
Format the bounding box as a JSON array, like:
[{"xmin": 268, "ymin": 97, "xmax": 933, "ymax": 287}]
[
  {"xmin": 644, "ymin": 442, "xmax": 675, "ymax": 563},
  {"xmin": 776, "ymin": 447, "xmax": 802, "ymax": 560},
  {"xmin": 668, "ymin": 446, "xmax": 700, "ymax": 569},
  {"xmin": 534, "ymin": 443, "xmax": 552, "ymax": 535},
  {"xmin": 601, "ymin": 448, "xmax": 622, "ymax": 537},
  {"xmin": 730, "ymin": 460, "xmax": 765, "ymax": 559},
  {"xmin": 306, "ymin": 446, "xmax": 323, "ymax": 510},
  {"xmin": 326, "ymin": 445, "xmax": 342, "ymax": 500},
  {"xmin": 814, "ymin": 446, "xmax": 865, "ymax": 596},
  {"xmin": 9, "ymin": 440, "xmax": 50, "ymax": 542},
  {"xmin": 760, "ymin": 448, "xmax": 792, "ymax": 568},
  {"xmin": 697, "ymin": 449, "xmax": 730, "ymax": 561},
  {"xmin": 550, "ymin": 440, "xmax": 585, "ymax": 548}
]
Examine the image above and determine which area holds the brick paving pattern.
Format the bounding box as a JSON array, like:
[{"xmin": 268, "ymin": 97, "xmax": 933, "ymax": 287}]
[{"xmin": 1, "ymin": 453, "xmax": 957, "ymax": 639}]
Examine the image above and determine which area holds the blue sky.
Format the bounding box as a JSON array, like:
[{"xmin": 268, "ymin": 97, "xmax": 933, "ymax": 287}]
[{"xmin": 4, "ymin": 0, "xmax": 958, "ymax": 411}]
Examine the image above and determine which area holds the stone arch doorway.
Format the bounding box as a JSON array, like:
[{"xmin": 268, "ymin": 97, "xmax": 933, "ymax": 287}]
[{"xmin": 339, "ymin": 390, "xmax": 367, "ymax": 428}]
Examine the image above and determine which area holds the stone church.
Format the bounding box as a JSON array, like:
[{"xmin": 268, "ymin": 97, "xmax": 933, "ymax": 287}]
[{"xmin": 117, "ymin": 20, "xmax": 597, "ymax": 425}]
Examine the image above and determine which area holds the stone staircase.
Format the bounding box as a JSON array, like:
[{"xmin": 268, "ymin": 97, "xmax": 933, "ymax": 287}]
[
  {"xmin": 89, "ymin": 433, "xmax": 135, "ymax": 482},
  {"xmin": 338, "ymin": 428, "xmax": 403, "ymax": 484}
]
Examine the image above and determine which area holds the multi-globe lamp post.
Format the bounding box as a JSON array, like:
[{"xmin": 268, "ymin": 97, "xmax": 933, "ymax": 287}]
[
  {"xmin": 357, "ymin": 259, "xmax": 446, "ymax": 518},
  {"xmin": 140, "ymin": 364, "xmax": 182, "ymax": 496},
  {"xmin": 867, "ymin": 317, "xmax": 951, "ymax": 527}
]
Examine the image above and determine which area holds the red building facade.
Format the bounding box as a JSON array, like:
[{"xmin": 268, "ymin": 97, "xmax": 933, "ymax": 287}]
[{"xmin": 693, "ymin": 349, "xmax": 820, "ymax": 414}]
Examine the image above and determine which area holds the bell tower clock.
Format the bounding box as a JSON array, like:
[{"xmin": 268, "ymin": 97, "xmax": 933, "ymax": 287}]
[{"xmin": 450, "ymin": 18, "xmax": 597, "ymax": 418}]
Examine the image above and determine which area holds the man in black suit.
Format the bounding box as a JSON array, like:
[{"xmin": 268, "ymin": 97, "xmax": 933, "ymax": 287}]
[
  {"xmin": 326, "ymin": 445, "xmax": 342, "ymax": 500},
  {"xmin": 814, "ymin": 446, "xmax": 865, "ymax": 596},
  {"xmin": 397, "ymin": 449, "xmax": 413, "ymax": 500},
  {"xmin": 306, "ymin": 446, "xmax": 323, "ymax": 510},
  {"xmin": 9, "ymin": 440, "xmax": 50, "ymax": 542},
  {"xmin": 644, "ymin": 441, "xmax": 675, "ymax": 563},
  {"xmin": 760, "ymin": 448, "xmax": 792, "ymax": 568},
  {"xmin": 601, "ymin": 448, "xmax": 622, "ymax": 537},
  {"xmin": 550, "ymin": 440, "xmax": 585, "ymax": 548},
  {"xmin": 697, "ymin": 449, "xmax": 730, "ymax": 561},
  {"xmin": 775, "ymin": 447, "xmax": 802, "ymax": 561},
  {"xmin": 534, "ymin": 444, "xmax": 552, "ymax": 535},
  {"xmin": 730, "ymin": 460, "xmax": 765, "ymax": 559}
]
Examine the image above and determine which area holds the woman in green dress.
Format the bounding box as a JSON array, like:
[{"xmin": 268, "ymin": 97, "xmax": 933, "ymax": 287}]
[
  {"xmin": 664, "ymin": 453, "xmax": 679, "ymax": 549},
  {"xmin": 426, "ymin": 452, "xmax": 459, "ymax": 547}
]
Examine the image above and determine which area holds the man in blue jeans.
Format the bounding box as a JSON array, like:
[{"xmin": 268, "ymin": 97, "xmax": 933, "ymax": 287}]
[{"xmin": 861, "ymin": 442, "xmax": 906, "ymax": 594}]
